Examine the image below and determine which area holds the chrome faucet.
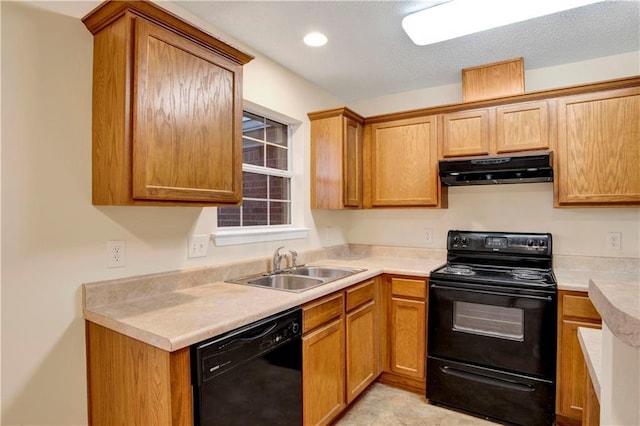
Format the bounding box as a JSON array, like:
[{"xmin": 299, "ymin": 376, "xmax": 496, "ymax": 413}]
[
  {"xmin": 272, "ymin": 246, "xmax": 285, "ymax": 273},
  {"xmin": 289, "ymin": 249, "xmax": 299, "ymax": 269}
]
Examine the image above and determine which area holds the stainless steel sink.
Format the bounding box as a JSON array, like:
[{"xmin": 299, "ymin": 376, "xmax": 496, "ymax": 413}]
[
  {"xmin": 246, "ymin": 275, "xmax": 325, "ymax": 292},
  {"xmin": 287, "ymin": 266, "xmax": 361, "ymax": 280},
  {"xmin": 226, "ymin": 265, "xmax": 366, "ymax": 292}
]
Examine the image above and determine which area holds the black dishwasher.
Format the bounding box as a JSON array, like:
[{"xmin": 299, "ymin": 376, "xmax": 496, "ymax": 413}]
[{"xmin": 191, "ymin": 307, "xmax": 302, "ymax": 426}]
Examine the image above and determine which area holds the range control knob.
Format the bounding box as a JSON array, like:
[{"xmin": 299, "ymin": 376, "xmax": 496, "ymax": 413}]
[
  {"xmin": 452, "ymin": 236, "xmax": 460, "ymax": 244},
  {"xmin": 527, "ymin": 239, "xmax": 534, "ymax": 247},
  {"xmin": 292, "ymin": 323, "xmax": 300, "ymax": 334},
  {"xmin": 461, "ymin": 237, "xmax": 469, "ymax": 245},
  {"xmin": 538, "ymin": 240, "xmax": 546, "ymax": 247}
]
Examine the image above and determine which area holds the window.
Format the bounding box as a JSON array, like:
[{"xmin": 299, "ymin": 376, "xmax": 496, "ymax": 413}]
[{"xmin": 217, "ymin": 110, "xmax": 292, "ymax": 228}]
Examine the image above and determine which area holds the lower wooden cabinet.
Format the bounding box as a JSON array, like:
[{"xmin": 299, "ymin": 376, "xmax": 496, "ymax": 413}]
[
  {"xmin": 556, "ymin": 291, "xmax": 602, "ymax": 425},
  {"xmin": 380, "ymin": 276, "xmax": 427, "ymax": 392},
  {"xmin": 85, "ymin": 321, "xmax": 192, "ymax": 425},
  {"xmin": 302, "ymin": 278, "xmax": 380, "ymax": 425},
  {"xmin": 302, "ymin": 316, "xmax": 346, "ymax": 426}
]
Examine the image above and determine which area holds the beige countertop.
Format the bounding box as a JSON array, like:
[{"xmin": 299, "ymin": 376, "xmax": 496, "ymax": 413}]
[
  {"xmin": 84, "ymin": 256, "xmax": 441, "ymax": 351},
  {"xmin": 578, "ymin": 327, "xmax": 602, "ymax": 401},
  {"xmin": 589, "ymin": 275, "xmax": 640, "ymax": 349},
  {"xmin": 83, "ymin": 247, "xmax": 639, "ymax": 352}
]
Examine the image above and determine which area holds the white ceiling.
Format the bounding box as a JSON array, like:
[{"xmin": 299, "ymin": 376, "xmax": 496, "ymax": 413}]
[
  {"xmin": 176, "ymin": 0, "xmax": 640, "ymax": 102},
  {"xmin": 30, "ymin": 0, "xmax": 640, "ymax": 102}
]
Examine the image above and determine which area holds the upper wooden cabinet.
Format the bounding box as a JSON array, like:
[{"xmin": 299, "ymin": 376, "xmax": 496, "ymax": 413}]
[
  {"xmin": 441, "ymin": 100, "xmax": 551, "ymax": 158},
  {"xmin": 555, "ymin": 87, "xmax": 640, "ymax": 206},
  {"xmin": 366, "ymin": 115, "xmax": 444, "ymax": 207},
  {"xmin": 309, "ymin": 108, "xmax": 364, "ymax": 209},
  {"xmin": 83, "ymin": 1, "xmax": 253, "ymax": 206}
]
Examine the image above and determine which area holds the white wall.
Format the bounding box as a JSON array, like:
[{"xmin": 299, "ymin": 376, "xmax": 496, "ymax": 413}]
[
  {"xmin": 338, "ymin": 51, "xmax": 640, "ymax": 258},
  {"xmin": 0, "ymin": 2, "xmax": 340, "ymax": 424}
]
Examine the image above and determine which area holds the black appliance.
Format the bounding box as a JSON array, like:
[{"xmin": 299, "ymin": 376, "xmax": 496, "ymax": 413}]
[
  {"xmin": 427, "ymin": 230, "xmax": 557, "ymax": 426},
  {"xmin": 439, "ymin": 151, "xmax": 553, "ymax": 186},
  {"xmin": 191, "ymin": 307, "xmax": 302, "ymax": 426}
]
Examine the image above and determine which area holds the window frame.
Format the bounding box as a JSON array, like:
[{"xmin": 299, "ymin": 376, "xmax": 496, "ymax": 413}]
[{"xmin": 213, "ymin": 101, "xmax": 308, "ymax": 246}]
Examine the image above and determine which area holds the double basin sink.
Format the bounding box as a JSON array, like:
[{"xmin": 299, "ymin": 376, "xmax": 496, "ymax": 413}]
[{"xmin": 226, "ymin": 265, "xmax": 366, "ymax": 292}]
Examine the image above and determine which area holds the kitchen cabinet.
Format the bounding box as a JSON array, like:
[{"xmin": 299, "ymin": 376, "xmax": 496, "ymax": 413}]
[
  {"xmin": 366, "ymin": 116, "xmax": 444, "ymax": 207},
  {"xmin": 345, "ymin": 279, "xmax": 380, "ymax": 403},
  {"xmin": 301, "ymin": 278, "xmax": 380, "ymax": 425},
  {"xmin": 302, "ymin": 292, "xmax": 345, "ymax": 426},
  {"xmin": 380, "ymin": 276, "xmax": 427, "ymax": 393},
  {"xmin": 309, "ymin": 108, "xmax": 364, "ymax": 209},
  {"xmin": 85, "ymin": 321, "xmax": 192, "ymax": 425},
  {"xmin": 556, "ymin": 291, "xmax": 602, "ymax": 426},
  {"xmin": 440, "ymin": 100, "xmax": 551, "ymax": 157},
  {"xmin": 555, "ymin": 86, "xmax": 640, "ymax": 206},
  {"xmin": 83, "ymin": 1, "xmax": 252, "ymax": 206}
]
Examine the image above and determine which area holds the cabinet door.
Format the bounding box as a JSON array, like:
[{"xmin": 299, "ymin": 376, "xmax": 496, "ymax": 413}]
[
  {"xmin": 441, "ymin": 109, "xmax": 491, "ymax": 157},
  {"xmin": 346, "ymin": 301, "xmax": 376, "ymax": 403},
  {"xmin": 389, "ymin": 297, "xmax": 426, "ymax": 380},
  {"xmin": 302, "ymin": 319, "xmax": 346, "ymax": 426},
  {"xmin": 496, "ymin": 101, "xmax": 550, "ymax": 153},
  {"xmin": 556, "ymin": 87, "xmax": 640, "ymax": 205},
  {"xmin": 133, "ymin": 19, "xmax": 242, "ymax": 202},
  {"xmin": 343, "ymin": 117, "xmax": 363, "ymax": 207},
  {"xmin": 557, "ymin": 319, "xmax": 601, "ymax": 421},
  {"xmin": 369, "ymin": 116, "xmax": 439, "ymax": 206}
]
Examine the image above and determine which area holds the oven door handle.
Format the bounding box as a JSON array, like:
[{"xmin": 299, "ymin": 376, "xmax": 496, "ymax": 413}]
[
  {"xmin": 440, "ymin": 366, "xmax": 535, "ymax": 392},
  {"xmin": 430, "ymin": 283, "xmax": 553, "ymax": 301}
]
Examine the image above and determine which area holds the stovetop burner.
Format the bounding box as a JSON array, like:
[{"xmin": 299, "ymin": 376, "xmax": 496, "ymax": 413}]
[
  {"xmin": 442, "ymin": 265, "xmax": 475, "ymax": 276},
  {"xmin": 509, "ymin": 269, "xmax": 546, "ymax": 281}
]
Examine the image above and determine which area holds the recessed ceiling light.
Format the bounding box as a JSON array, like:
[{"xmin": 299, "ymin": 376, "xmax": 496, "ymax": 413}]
[
  {"xmin": 402, "ymin": 0, "xmax": 604, "ymax": 46},
  {"xmin": 304, "ymin": 32, "xmax": 328, "ymax": 47}
]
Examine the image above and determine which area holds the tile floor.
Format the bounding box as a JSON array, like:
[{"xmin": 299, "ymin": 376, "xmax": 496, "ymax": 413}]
[{"xmin": 335, "ymin": 383, "xmax": 498, "ymax": 425}]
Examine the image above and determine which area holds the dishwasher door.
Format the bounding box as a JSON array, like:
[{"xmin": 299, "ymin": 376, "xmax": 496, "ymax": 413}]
[{"xmin": 192, "ymin": 308, "xmax": 302, "ymax": 426}]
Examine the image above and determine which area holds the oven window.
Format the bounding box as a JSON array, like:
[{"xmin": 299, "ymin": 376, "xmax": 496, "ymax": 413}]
[{"xmin": 453, "ymin": 301, "xmax": 524, "ymax": 341}]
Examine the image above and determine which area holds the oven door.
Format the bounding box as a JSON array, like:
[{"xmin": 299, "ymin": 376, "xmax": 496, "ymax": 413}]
[{"xmin": 428, "ymin": 279, "xmax": 557, "ymax": 378}]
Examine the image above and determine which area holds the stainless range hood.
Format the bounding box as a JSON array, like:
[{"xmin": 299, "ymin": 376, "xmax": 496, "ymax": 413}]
[{"xmin": 439, "ymin": 152, "xmax": 553, "ymax": 186}]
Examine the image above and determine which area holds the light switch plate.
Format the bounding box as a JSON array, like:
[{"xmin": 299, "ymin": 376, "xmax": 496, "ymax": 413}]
[{"xmin": 189, "ymin": 234, "xmax": 209, "ymax": 258}]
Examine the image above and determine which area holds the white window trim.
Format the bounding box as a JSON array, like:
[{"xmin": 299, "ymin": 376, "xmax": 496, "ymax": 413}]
[
  {"xmin": 213, "ymin": 226, "xmax": 309, "ymax": 246},
  {"xmin": 214, "ymin": 100, "xmax": 305, "ymax": 246}
]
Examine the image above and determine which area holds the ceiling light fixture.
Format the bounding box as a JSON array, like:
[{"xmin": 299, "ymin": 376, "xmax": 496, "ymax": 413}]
[
  {"xmin": 402, "ymin": 0, "xmax": 604, "ymax": 46},
  {"xmin": 304, "ymin": 32, "xmax": 328, "ymax": 47}
]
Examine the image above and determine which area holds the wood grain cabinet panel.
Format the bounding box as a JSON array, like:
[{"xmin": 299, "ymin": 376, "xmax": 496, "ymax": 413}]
[
  {"xmin": 380, "ymin": 276, "xmax": 427, "ymax": 391},
  {"xmin": 309, "ymin": 108, "xmax": 364, "ymax": 209},
  {"xmin": 83, "ymin": 1, "xmax": 251, "ymax": 206},
  {"xmin": 556, "ymin": 87, "xmax": 640, "ymax": 206},
  {"xmin": 302, "ymin": 318, "xmax": 346, "ymax": 426},
  {"xmin": 441, "ymin": 109, "xmax": 491, "ymax": 157},
  {"xmin": 85, "ymin": 321, "xmax": 192, "ymax": 426},
  {"xmin": 346, "ymin": 301, "xmax": 377, "ymax": 403},
  {"xmin": 368, "ymin": 116, "xmax": 441, "ymax": 207},
  {"xmin": 442, "ymin": 101, "xmax": 550, "ymax": 157},
  {"xmin": 302, "ymin": 279, "xmax": 381, "ymax": 424},
  {"xmin": 495, "ymin": 101, "xmax": 550, "ymax": 153},
  {"xmin": 556, "ymin": 291, "xmax": 602, "ymax": 425}
]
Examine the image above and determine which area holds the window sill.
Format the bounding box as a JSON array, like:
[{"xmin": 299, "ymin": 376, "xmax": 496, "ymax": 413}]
[{"xmin": 213, "ymin": 227, "xmax": 310, "ymax": 246}]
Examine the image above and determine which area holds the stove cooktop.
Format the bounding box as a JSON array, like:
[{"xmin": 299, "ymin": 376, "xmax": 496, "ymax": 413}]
[{"xmin": 431, "ymin": 263, "xmax": 557, "ymax": 289}]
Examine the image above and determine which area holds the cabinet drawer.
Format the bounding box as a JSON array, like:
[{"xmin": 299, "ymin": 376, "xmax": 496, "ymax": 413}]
[
  {"xmin": 562, "ymin": 294, "xmax": 601, "ymax": 321},
  {"xmin": 303, "ymin": 292, "xmax": 344, "ymax": 334},
  {"xmin": 391, "ymin": 278, "xmax": 426, "ymax": 299},
  {"xmin": 346, "ymin": 280, "xmax": 375, "ymax": 312}
]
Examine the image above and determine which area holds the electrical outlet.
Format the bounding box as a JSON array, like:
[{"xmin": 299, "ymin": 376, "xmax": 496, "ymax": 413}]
[
  {"xmin": 424, "ymin": 228, "xmax": 433, "ymax": 243},
  {"xmin": 606, "ymin": 232, "xmax": 621, "ymax": 250},
  {"xmin": 189, "ymin": 234, "xmax": 209, "ymax": 258},
  {"xmin": 107, "ymin": 240, "xmax": 126, "ymax": 268}
]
